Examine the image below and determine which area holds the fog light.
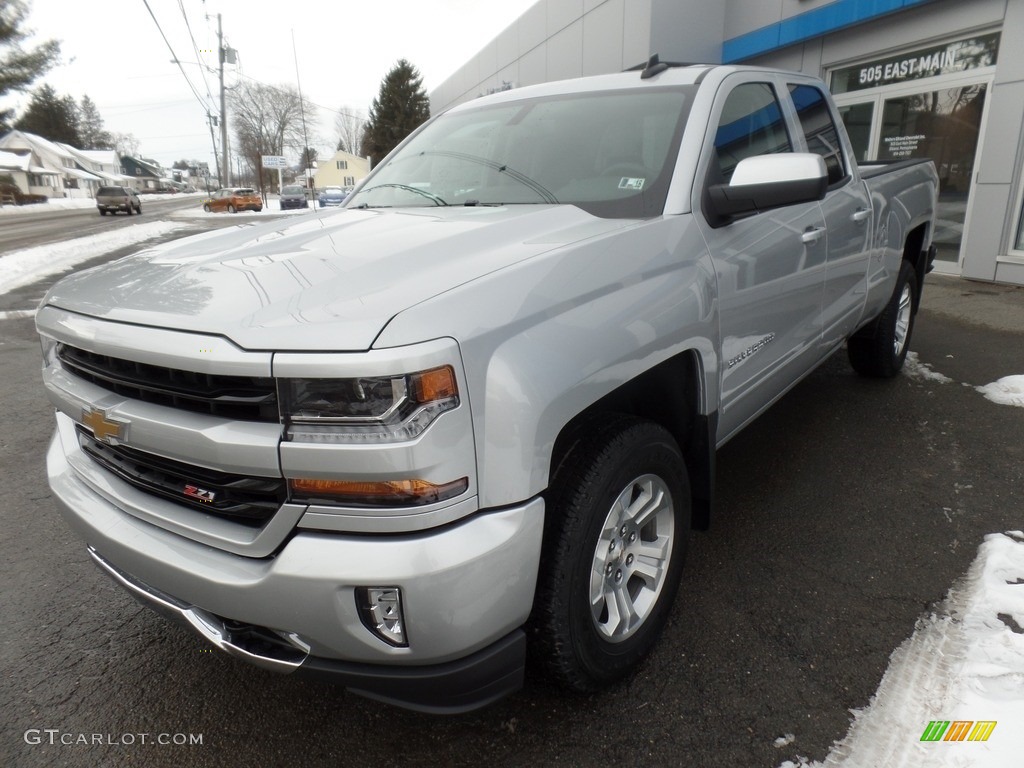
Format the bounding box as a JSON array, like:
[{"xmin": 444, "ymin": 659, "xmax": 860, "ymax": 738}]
[{"xmin": 357, "ymin": 587, "xmax": 407, "ymax": 647}]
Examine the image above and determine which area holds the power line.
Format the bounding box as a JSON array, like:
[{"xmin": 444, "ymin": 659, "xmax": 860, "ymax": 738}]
[{"xmin": 139, "ymin": 0, "xmax": 216, "ymax": 116}]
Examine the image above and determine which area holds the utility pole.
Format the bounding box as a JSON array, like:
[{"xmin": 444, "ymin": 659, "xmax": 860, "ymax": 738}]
[{"xmin": 218, "ymin": 13, "xmax": 228, "ymax": 187}]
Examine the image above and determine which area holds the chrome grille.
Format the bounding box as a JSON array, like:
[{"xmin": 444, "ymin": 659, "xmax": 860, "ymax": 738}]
[{"xmin": 57, "ymin": 343, "xmax": 278, "ymax": 422}]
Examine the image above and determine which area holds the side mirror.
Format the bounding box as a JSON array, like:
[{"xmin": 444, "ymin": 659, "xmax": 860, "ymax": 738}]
[{"xmin": 707, "ymin": 153, "xmax": 827, "ymax": 225}]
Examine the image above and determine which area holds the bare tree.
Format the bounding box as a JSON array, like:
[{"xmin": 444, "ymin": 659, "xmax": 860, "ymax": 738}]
[
  {"xmin": 228, "ymin": 80, "xmax": 316, "ymax": 191},
  {"xmin": 333, "ymin": 105, "xmax": 365, "ymax": 155}
]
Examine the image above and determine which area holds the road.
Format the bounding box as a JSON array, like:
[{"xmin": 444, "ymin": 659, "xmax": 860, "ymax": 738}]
[
  {"xmin": 0, "ymin": 195, "xmax": 203, "ymax": 255},
  {"xmin": 0, "ymin": 215, "xmax": 1022, "ymax": 767}
]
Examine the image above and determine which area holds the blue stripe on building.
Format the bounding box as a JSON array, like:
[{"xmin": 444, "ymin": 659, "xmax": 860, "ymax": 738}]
[{"xmin": 723, "ymin": 0, "xmax": 937, "ymax": 62}]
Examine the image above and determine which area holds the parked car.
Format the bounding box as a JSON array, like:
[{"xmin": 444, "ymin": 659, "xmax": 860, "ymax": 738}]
[
  {"xmin": 203, "ymin": 187, "xmax": 263, "ymax": 213},
  {"xmin": 95, "ymin": 186, "xmax": 141, "ymax": 216},
  {"xmin": 318, "ymin": 186, "xmax": 346, "ymax": 206},
  {"xmin": 279, "ymin": 185, "xmax": 309, "ymax": 210}
]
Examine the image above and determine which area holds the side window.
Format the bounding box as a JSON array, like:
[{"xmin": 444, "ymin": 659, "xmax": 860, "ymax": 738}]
[
  {"xmin": 789, "ymin": 84, "xmax": 847, "ymax": 185},
  {"xmin": 714, "ymin": 83, "xmax": 792, "ymax": 183}
]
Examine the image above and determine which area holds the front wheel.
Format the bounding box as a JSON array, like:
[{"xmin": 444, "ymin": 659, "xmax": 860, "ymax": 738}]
[
  {"xmin": 848, "ymin": 259, "xmax": 917, "ymax": 378},
  {"xmin": 531, "ymin": 417, "xmax": 690, "ymax": 691},
  {"xmin": 228, "ymin": 203, "xmax": 237, "ymax": 213}
]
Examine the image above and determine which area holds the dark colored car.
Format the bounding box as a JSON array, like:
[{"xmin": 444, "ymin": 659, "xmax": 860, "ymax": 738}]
[
  {"xmin": 96, "ymin": 186, "xmax": 142, "ymax": 216},
  {"xmin": 203, "ymin": 188, "xmax": 263, "ymax": 213},
  {"xmin": 279, "ymin": 185, "xmax": 309, "ymax": 210},
  {"xmin": 318, "ymin": 186, "xmax": 347, "ymax": 207}
]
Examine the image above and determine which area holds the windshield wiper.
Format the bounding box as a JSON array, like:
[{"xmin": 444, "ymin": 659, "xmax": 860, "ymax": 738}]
[
  {"xmin": 359, "ymin": 183, "xmax": 448, "ymax": 206},
  {"xmin": 419, "ymin": 150, "xmax": 559, "ymax": 204}
]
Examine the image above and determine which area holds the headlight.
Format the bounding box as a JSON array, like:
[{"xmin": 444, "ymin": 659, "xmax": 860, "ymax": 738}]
[{"xmin": 280, "ymin": 365, "xmax": 459, "ymax": 443}]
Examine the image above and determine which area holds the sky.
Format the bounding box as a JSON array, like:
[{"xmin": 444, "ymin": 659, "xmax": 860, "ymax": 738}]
[{"xmin": 3, "ymin": 0, "xmax": 538, "ymax": 169}]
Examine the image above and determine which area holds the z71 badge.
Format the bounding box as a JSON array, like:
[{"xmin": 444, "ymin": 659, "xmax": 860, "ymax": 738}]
[{"xmin": 183, "ymin": 484, "xmax": 216, "ymax": 503}]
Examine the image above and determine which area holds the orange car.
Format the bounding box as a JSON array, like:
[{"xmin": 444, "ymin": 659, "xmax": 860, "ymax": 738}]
[{"xmin": 202, "ymin": 187, "xmax": 263, "ymax": 213}]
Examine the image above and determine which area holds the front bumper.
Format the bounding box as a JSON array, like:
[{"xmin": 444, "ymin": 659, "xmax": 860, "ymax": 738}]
[
  {"xmin": 89, "ymin": 547, "xmax": 527, "ymax": 713},
  {"xmin": 47, "ymin": 429, "xmax": 545, "ymax": 712}
]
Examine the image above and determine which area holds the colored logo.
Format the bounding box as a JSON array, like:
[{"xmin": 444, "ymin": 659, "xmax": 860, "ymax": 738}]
[
  {"xmin": 920, "ymin": 721, "xmax": 996, "ymax": 742},
  {"xmin": 81, "ymin": 408, "xmax": 126, "ymax": 445}
]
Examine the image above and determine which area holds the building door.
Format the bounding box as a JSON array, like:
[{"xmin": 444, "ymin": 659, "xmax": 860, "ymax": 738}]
[{"xmin": 829, "ymin": 33, "xmax": 999, "ymax": 274}]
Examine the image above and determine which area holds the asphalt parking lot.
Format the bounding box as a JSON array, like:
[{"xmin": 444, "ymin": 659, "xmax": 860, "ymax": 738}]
[{"xmin": 1, "ymin": 273, "xmax": 1022, "ymax": 768}]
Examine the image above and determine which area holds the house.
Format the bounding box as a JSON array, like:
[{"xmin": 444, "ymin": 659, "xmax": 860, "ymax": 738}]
[
  {"xmin": 0, "ymin": 130, "xmax": 98, "ymax": 198},
  {"xmin": 313, "ymin": 150, "xmax": 369, "ymax": 190},
  {"xmin": 120, "ymin": 156, "xmax": 165, "ymax": 191},
  {"xmin": 0, "ymin": 147, "xmax": 61, "ymax": 200},
  {"xmin": 59, "ymin": 146, "xmax": 134, "ymax": 190}
]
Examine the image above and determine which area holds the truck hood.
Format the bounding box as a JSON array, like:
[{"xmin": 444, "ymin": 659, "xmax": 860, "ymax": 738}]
[{"xmin": 43, "ymin": 206, "xmax": 632, "ymax": 351}]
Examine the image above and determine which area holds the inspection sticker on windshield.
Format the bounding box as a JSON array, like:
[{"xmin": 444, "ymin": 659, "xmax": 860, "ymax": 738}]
[{"xmin": 618, "ymin": 177, "xmax": 646, "ymax": 190}]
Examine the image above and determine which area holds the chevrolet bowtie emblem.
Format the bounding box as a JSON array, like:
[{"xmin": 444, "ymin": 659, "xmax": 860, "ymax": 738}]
[{"xmin": 81, "ymin": 408, "xmax": 126, "ymax": 445}]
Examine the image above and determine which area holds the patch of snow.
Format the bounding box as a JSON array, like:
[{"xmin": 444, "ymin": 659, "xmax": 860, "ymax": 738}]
[
  {"xmin": 777, "ymin": 532, "xmax": 1024, "ymax": 768},
  {"xmin": 0, "ymin": 221, "xmax": 187, "ymax": 295},
  {"xmin": 775, "ymin": 733, "xmax": 797, "ymax": 748},
  {"xmin": 976, "ymin": 376, "xmax": 1024, "ymax": 408},
  {"xmin": 0, "ymin": 309, "xmax": 36, "ymax": 321},
  {"xmin": 903, "ymin": 352, "xmax": 954, "ymax": 384}
]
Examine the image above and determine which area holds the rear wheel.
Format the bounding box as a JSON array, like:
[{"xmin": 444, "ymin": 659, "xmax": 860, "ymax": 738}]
[
  {"xmin": 228, "ymin": 203, "xmax": 237, "ymax": 213},
  {"xmin": 848, "ymin": 259, "xmax": 917, "ymax": 378},
  {"xmin": 532, "ymin": 417, "xmax": 690, "ymax": 691}
]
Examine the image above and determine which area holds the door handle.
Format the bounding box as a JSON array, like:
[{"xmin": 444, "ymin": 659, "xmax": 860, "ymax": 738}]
[
  {"xmin": 801, "ymin": 227, "xmax": 826, "ymax": 244},
  {"xmin": 852, "ymin": 208, "xmax": 871, "ymax": 223}
]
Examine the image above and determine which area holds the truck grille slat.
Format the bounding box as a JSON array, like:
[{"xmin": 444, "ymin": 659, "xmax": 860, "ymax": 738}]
[
  {"xmin": 77, "ymin": 428, "xmax": 285, "ymax": 527},
  {"xmin": 57, "ymin": 343, "xmax": 278, "ymax": 422}
]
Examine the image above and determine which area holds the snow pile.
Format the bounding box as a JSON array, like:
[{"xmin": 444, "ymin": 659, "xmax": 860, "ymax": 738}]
[
  {"xmin": 975, "ymin": 377, "xmax": 1024, "ymax": 408},
  {"xmin": 0, "ymin": 221, "xmax": 186, "ymax": 295},
  {"xmin": 779, "ymin": 532, "xmax": 1024, "ymax": 768}
]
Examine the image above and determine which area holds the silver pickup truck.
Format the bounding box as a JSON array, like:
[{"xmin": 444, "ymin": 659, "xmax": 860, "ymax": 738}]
[{"xmin": 37, "ymin": 63, "xmax": 937, "ymax": 713}]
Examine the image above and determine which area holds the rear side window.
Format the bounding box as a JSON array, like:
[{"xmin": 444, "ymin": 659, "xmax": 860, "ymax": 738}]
[
  {"xmin": 789, "ymin": 84, "xmax": 847, "ymax": 185},
  {"xmin": 713, "ymin": 83, "xmax": 792, "ymax": 183}
]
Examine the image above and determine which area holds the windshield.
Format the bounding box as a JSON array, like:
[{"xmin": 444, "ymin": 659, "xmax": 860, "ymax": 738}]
[{"xmin": 347, "ymin": 87, "xmax": 694, "ymax": 219}]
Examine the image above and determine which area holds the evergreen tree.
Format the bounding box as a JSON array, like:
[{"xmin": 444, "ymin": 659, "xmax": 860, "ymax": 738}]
[
  {"xmin": 362, "ymin": 59, "xmax": 430, "ymax": 166},
  {"xmin": 298, "ymin": 146, "xmax": 318, "ymax": 170},
  {"xmin": 14, "ymin": 84, "xmax": 82, "ymax": 145},
  {"xmin": 78, "ymin": 94, "xmax": 112, "ymax": 148},
  {"xmin": 0, "ymin": 0, "xmax": 61, "ymax": 131}
]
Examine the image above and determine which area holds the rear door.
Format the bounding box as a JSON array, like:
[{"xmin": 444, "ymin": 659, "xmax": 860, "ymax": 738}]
[
  {"xmin": 786, "ymin": 81, "xmax": 872, "ymax": 349},
  {"xmin": 695, "ymin": 73, "xmax": 827, "ymax": 442}
]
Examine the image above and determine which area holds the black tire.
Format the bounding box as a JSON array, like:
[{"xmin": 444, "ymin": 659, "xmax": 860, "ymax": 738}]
[
  {"xmin": 135, "ymin": 204, "xmax": 142, "ymax": 214},
  {"xmin": 203, "ymin": 203, "xmax": 212, "ymax": 213},
  {"xmin": 98, "ymin": 210, "xmax": 106, "ymax": 216},
  {"xmin": 848, "ymin": 259, "xmax": 918, "ymax": 378},
  {"xmin": 228, "ymin": 203, "xmax": 237, "ymax": 213},
  {"xmin": 125, "ymin": 204, "xmax": 133, "ymax": 216},
  {"xmin": 531, "ymin": 416, "xmax": 690, "ymax": 691}
]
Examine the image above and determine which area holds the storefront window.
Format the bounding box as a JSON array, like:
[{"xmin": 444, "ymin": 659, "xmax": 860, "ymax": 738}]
[
  {"xmin": 837, "ymin": 103, "xmax": 874, "ymax": 163},
  {"xmin": 880, "ymin": 85, "xmax": 987, "ymax": 263}
]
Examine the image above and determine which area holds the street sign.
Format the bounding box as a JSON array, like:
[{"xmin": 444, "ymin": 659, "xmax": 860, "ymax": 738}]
[{"xmin": 261, "ymin": 155, "xmax": 287, "ymax": 169}]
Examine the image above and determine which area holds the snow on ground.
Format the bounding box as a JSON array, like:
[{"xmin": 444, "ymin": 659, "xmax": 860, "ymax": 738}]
[
  {"xmin": 976, "ymin": 377, "xmax": 1024, "ymax": 408},
  {"xmin": 0, "ymin": 220, "xmax": 188, "ymax": 296},
  {"xmin": 904, "ymin": 351, "xmax": 955, "ymax": 384},
  {"xmin": 779, "ymin": 532, "xmax": 1024, "ymax": 768}
]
